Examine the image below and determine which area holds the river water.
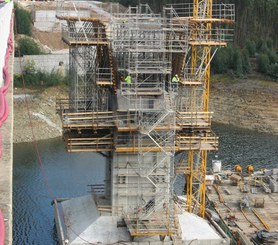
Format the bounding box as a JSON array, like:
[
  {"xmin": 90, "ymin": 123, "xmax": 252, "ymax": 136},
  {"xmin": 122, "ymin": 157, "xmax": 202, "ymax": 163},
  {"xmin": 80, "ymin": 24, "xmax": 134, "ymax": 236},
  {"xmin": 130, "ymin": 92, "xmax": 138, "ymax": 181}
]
[{"xmin": 13, "ymin": 123, "xmax": 278, "ymax": 244}]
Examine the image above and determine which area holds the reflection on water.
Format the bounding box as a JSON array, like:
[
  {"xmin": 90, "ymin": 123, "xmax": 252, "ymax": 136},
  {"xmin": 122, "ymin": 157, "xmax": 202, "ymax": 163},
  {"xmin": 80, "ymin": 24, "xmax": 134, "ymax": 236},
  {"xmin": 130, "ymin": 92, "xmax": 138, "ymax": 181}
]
[
  {"xmin": 13, "ymin": 124, "xmax": 278, "ymax": 244},
  {"xmin": 13, "ymin": 138, "xmax": 105, "ymax": 245}
]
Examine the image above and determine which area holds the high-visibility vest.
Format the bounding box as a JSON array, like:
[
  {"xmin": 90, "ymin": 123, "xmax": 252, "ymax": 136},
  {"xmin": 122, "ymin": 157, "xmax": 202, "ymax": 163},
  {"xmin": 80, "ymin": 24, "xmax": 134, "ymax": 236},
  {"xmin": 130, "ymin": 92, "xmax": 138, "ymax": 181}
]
[
  {"xmin": 172, "ymin": 76, "xmax": 179, "ymax": 83},
  {"xmin": 125, "ymin": 75, "xmax": 132, "ymax": 84},
  {"xmin": 4, "ymin": 0, "xmax": 11, "ymax": 3}
]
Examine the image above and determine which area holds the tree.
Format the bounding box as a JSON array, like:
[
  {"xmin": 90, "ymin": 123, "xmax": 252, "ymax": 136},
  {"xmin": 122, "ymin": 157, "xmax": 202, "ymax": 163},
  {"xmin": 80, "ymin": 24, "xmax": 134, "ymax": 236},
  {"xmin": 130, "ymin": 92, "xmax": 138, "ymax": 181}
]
[
  {"xmin": 14, "ymin": 3, "xmax": 32, "ymax": 36},
  {"xmin": 257, "ymin": 54, "xmax": 270, "ymax": 73}
]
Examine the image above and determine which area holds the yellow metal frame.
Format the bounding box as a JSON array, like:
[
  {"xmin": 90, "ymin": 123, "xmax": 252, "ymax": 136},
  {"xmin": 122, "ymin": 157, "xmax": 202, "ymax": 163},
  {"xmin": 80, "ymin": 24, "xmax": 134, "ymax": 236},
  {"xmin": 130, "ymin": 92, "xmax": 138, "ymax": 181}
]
[{"xmin": 186, "ymin": 0, "xmax": 213, "ymax": 218}]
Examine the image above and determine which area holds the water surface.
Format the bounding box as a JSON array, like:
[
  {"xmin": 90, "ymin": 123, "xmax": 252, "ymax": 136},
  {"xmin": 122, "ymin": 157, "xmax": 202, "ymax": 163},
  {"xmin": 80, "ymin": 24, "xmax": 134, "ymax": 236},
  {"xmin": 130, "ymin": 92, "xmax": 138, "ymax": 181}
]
[{"xmin": 13, "ymin": 124, "xmax": 278, "ymax": 244}]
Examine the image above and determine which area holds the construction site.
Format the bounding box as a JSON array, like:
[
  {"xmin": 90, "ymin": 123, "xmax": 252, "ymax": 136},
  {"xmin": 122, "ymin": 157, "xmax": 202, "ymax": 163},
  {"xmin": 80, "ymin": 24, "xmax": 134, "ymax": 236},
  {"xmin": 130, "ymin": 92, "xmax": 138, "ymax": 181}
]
[{"xmin": 54, "ymin": 1, "xmax": 235, "ymax": 244}]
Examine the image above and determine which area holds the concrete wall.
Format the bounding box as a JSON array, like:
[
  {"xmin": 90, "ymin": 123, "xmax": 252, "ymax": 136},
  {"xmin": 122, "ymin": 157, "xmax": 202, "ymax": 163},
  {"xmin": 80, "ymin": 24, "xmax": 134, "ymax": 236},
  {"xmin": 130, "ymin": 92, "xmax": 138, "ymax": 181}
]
[
  {"xmin": 14, "ymin": 53, "xmax": 69, "ymax": 75},
  {"xmin": 0, "ymin": 2, "xmax": 13, "ymax": 87},
  {"xmin": 34, "ymin": 10, "xmax": 91, "ymax": 32}
]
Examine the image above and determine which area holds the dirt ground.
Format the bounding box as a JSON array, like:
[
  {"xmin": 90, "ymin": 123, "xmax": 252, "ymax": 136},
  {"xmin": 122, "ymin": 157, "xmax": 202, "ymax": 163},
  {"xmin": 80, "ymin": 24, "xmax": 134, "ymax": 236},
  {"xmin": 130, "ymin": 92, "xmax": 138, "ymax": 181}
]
[
  {"xmin": 32, "ymin": 28, "xmax": 68, "ymax": 51},
  {"xmin": 13, "ymin": 76, "xmax": 278, "ymax": 143}
]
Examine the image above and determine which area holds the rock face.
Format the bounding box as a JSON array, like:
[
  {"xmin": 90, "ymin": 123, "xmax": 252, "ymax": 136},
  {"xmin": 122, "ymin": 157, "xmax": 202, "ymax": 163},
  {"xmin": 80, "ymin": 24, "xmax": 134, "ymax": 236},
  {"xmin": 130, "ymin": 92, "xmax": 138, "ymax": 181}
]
[
  {"xmin": 13, "ymin": 78, "xmax": 278, "ymax": 143},
  {"xmin": 210, "ymin": 75, "xmax": 278, "ymax": 135}
]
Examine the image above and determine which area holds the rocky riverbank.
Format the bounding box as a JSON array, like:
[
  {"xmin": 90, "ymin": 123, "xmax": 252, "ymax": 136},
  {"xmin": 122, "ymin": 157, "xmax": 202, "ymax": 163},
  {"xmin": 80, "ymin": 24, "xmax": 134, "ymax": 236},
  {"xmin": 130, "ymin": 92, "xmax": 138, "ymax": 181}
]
[
  {"xmin": 210, "ymin": 74, "xmax": 278, "ymax": 135},
  {"xmin": 13, "ymin": 86, "xmax": 67, "ymax": 143},
  {"xmin": 13, "ymin": 77, "xmax": 278, "ymax": 143}
]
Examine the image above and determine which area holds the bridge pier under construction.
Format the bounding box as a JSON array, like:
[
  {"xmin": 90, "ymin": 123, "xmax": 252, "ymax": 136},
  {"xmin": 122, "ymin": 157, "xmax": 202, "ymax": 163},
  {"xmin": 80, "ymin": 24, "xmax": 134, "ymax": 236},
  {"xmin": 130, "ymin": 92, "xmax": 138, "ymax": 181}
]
[{"xmin": 54, "ymin": 1, "xmax": 234, "ymax": 244}]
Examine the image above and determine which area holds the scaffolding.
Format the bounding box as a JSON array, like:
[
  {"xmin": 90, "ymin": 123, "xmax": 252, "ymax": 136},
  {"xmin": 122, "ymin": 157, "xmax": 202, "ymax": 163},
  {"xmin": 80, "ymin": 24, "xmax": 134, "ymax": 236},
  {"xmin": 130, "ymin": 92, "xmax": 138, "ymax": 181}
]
[
  {"xmin": 167, "ymin": 0, "xmax": 235, "ymax": 217},
  {"xmin": 56, "ymin": 0, "xmax": 234, "ymax": 241}
]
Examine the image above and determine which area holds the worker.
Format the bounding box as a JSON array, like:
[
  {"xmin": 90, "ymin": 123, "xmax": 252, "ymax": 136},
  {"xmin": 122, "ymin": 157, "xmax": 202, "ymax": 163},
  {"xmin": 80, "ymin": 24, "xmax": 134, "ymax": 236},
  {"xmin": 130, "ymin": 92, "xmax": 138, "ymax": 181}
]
[
  {"xmin": 171, "ymin": 74, "xmax": 180, "ymax": 91},
  {"xmin": 125, "ymin": 74, "xmax": 132, "ymax": 88}
]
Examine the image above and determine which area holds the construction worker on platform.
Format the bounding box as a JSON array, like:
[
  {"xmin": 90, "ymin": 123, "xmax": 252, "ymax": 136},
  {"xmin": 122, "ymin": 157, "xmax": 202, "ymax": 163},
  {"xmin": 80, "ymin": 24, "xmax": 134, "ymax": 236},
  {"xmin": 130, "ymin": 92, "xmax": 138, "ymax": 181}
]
[
  {"xmin": 125, "ymin": 74, "xmax": 132, "ymax": 88},
  {"xmin": 171, "ymin": 74, "xmax": 180, "ymax": 91}
]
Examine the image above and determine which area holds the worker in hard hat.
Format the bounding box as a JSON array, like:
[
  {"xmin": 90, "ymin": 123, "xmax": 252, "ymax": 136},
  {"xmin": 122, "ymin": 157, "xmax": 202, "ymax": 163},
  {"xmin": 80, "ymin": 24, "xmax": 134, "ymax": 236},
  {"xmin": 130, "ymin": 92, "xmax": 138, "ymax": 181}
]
[
  {"xmin": 171, "ymin": 74, "xmax": 180, "ymax": 91},
  {"xmin": 125, "ymin": 74, "xmax": 132, "ymax": 88}
]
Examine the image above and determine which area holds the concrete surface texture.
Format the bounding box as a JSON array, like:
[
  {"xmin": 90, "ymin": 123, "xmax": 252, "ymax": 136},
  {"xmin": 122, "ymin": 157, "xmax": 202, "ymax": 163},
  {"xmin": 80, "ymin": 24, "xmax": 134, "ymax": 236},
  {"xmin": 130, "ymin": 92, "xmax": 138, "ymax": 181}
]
[
  {"xmin": 62, "ymin": 195, "xmax": 130, "ymax": 244},
  {"xmin": 34, "ymin": 10, "xmax": 90, "ymax": 32},
  {"xmin": 0, "ymin": 2, "xmax": 13, "ymax": 86},
  {"xmin": 14, "ymin": 53, "xmax": 69, "ymax": 75},
  {"xmin": 178, "ymin": 212, "xmax": 221, "ymax": 241},
  {"xmin": 59, "ymin": 194, "xmax": 227, "ymax": 245}
]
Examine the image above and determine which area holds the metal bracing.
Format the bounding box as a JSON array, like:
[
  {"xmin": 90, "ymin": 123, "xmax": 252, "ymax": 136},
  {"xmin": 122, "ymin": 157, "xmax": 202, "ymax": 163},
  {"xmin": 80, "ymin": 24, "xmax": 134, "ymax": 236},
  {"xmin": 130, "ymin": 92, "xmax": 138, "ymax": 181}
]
[
  {"xmin": 111, "ymin": 5, "xmax": 170, "ymax": 100},
  {"xmin": 169, "ymin": 0, "xmax": 234, "ymax": 218},
  {"xmin": 56, "ymin": 0, "xmax": 234, "ymax": 239},
  {"xmin": 109, "ymin": 5, "xmax": 179, "ymax": 237}
]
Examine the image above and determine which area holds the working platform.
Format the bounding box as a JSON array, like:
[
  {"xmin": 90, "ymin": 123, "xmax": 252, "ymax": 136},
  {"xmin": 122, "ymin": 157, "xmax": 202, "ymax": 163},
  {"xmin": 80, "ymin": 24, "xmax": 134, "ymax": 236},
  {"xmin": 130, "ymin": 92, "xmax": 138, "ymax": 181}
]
[
  {"xmin": 206, "ymin": 169, "xmax": 278, "ymax": 244},
  {"xmin": 54, "ymin": 194, "xmax": 229, "ymax": 245}
]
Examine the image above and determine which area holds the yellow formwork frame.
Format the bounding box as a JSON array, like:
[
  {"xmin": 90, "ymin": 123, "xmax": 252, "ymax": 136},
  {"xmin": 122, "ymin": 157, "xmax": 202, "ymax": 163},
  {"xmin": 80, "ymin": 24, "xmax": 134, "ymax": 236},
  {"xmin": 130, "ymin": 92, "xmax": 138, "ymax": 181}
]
[{"xmin": 186, "ymin": 0, "xmax": 213, "ymax": 218}]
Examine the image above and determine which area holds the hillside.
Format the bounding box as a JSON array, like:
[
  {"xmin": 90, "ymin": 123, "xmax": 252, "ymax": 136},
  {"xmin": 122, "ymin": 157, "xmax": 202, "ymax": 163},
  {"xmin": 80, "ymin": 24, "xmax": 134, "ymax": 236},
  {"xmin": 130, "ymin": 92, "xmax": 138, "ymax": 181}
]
[{"xmin": 210, "ymin": 74, "xmax": 278, "ymax": 135}]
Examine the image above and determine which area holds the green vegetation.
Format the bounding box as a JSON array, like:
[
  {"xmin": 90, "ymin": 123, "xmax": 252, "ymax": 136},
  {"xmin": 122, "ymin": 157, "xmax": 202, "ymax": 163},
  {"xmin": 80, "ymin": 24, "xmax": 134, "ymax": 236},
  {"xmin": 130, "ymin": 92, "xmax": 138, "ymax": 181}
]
[
  {"xmin": 14, "ymin": 61, "xmax": 69, "ymax": 87},
  {"xmin": 105, "ymin": 0, "xmax": 278, "ymax": 79},
  {"xmin": 212, "ymin": 40, "xmax": 278, "ymax": 80},
  {"xmin": 15, "ymin": 37, "xmax": 42, "ymax": 57},
  {"xmin": 14, "ymin": 3, "xmax": 32, "ymax": 36}
]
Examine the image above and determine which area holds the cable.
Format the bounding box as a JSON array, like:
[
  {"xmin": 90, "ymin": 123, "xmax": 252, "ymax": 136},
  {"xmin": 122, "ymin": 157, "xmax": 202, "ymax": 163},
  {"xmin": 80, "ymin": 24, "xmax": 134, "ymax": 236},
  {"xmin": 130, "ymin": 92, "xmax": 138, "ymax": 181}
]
[
  {"xmin": 14, "ymin": 5, "xmax": 139, "ymax": 245},
  {"xmin": 13, "ymin": 8, "xmax": 58, "ymax": 203}
]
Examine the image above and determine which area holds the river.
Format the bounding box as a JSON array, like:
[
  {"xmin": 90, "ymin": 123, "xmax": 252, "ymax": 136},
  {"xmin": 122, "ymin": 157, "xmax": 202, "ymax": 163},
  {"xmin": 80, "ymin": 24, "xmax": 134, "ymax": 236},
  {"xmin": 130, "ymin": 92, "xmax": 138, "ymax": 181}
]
[{"xmin": 13, "ymin": 123, "xmax": 278, "ymax": 244}]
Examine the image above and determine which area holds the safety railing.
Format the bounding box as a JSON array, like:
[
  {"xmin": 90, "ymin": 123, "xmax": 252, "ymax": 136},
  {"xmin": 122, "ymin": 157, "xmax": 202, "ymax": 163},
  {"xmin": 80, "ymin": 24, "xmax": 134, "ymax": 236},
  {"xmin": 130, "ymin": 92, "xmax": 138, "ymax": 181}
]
[
  {"xmin": 189, "ymin": 27, "xmax": 234, "ymax": 44},
  {"xmin": 56, "ymin": 98, "xmax": 107, "ymax": 113},
  {"xmin": 128, "ymin": 60, "xmax": 171, "ymax": 73},
  {"xmin": 120, "ymin": 81, "xmax": 164, "ymax": 96},
  {"xmin": 180, "ymin": 67, "xmax": 205, "ymax": 84},
  {"xmin": 166, "ymin": 3, "xmax": 235, "ymax": 22},
  {"xmin": 177, "ymin": 111, "xmax": 213, "ymax": 129},
  {"xmin": 62, "ymin": 111, "xmax": 114, "ymax": 129},
  {"xmin": 65, "ymin": 134, "xmax": 114, "ymax": 152},
  {"xmin": 61, "ymin": 23, "xmax": 109, "ymax": 44},
  {"xmin": 176, "ymin": 133, "xmax": 218, "ymax": 151},
  {"xmin": 96, "ymin": 68, "xmax": 113, "ymax": 86}
]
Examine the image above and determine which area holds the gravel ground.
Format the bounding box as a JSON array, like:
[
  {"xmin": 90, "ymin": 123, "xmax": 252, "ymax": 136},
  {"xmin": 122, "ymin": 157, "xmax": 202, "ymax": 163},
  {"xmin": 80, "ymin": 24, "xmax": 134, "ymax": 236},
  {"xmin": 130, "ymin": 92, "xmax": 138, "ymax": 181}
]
[{"xmin": 13, "ymin": 86, "xmax": 67, "ymax": 143}]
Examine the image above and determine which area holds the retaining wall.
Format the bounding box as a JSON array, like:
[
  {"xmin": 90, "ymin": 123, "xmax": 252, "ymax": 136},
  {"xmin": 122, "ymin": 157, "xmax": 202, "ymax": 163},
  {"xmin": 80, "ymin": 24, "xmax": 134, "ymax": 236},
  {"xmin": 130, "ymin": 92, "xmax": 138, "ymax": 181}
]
[{"xmin": 14, "ymin": 53, "xmax": 69, "ymax": 74}]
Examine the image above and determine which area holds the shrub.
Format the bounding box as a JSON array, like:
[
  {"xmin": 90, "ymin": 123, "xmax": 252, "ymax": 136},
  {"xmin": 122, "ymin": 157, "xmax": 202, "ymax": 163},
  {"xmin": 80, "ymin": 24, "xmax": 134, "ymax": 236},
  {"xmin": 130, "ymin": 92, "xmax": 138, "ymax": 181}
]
[
  {"xmin": 16, "ymin": 37, "xmax": 42, "ymax": 56},
  {"xmin": 257, "ymin": 54, "xmax": 270, "ymax": 73},
  {"xmin": 14, "ymin": 3, "xmax": 32, "ymax": 36},
  {"xmin": 267, "ymin": 50, "xmax": 278, "ymax": 64},
  {"xmin": 246, "ymin": 40, "xmax": 256, "ymax": 57},
  {"xmin": 14, "ymin": 69, "xmax": 69, "ymax": 87},
  {"xmin": 211, "ymin": 48, "xmax": 228, "ymax": 74},
  {"xmin": 256, "ymin": 39, "xmax": 269, "ymax": 53},
  {"xmin": 242, "ymin": 49, "xmax": 251, "ymax": 73},
  {"xmin": 268, "ymin": 63, "xmax": 278, "ymax": 79},
  {"xmin": 233, "ymin": 49, "xmax": 243, "ymax": 76},
  {"xmin": 266, "ymin": 39, "xmax": 274, "ymax": 50}
]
